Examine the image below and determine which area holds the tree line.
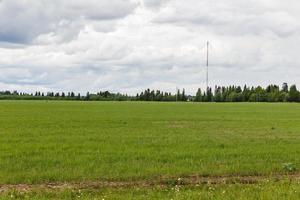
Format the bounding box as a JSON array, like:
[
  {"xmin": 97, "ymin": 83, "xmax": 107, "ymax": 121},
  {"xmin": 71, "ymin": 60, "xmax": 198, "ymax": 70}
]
[
  {"xmin": 136, "ymin": 83, "xmax": 300, "ymax": 102},
  {"xmin": 194, "ymin": 83, "xmax": 299, "ymax": 102},
  {"xmin": 0, "ymin": 91, "xmax": 130, "ymax": 101},
  {"xmin": 0, "ymin": 83, "xmax": 299, "ymax": 102}
]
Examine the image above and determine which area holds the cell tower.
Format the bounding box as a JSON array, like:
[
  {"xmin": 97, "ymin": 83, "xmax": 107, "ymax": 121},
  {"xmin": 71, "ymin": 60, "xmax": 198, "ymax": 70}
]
[{"xmin": 206, "ymin": 41, "xmax": 209, "ymax": 91}]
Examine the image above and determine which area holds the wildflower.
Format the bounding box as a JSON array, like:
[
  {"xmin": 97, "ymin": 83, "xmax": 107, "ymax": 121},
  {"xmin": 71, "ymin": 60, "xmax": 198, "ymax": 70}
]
[{"xmin": 175, "ymin": 185, "xmax": 180, "ymax": 192}]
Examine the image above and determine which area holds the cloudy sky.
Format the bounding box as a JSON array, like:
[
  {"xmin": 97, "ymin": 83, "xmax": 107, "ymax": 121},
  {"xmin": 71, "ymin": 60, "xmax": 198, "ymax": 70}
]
[{"xmin": 0, "ymin": 0, "xmax": 300, "ymax": 95}]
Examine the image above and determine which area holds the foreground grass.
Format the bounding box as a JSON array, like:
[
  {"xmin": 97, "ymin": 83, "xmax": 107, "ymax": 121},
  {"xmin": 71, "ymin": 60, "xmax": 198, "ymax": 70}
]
[
  {"xmin": 1, "ymin": 181, "xmax": 300, "ymax": 200},
  {"xmin": 0, "ymin": 101, "xmax": 300, "ymax": 184}
]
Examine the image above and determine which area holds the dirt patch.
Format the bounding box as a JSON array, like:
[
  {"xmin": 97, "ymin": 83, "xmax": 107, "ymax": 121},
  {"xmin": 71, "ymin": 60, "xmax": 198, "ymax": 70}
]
[{"xmin": 1, "ymin": 174, "xmax": 300, "ymax": 193}]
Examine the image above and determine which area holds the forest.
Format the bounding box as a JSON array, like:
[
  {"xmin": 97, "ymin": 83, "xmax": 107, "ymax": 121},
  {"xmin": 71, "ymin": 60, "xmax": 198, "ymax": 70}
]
[{"xmin": 0, "ymin": 83, "xmax": 299, "ymax": 102}]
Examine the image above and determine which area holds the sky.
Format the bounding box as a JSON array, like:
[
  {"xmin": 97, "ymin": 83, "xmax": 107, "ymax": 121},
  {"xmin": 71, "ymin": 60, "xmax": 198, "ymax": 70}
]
[{"xmin": 0, "ymin": 0, "xmax": 300, "ymax": 95}]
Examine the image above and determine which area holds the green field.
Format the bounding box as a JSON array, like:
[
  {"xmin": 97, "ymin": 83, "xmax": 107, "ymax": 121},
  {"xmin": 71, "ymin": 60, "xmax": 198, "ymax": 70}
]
[{"xmin": 1, "ymin": 101, "xmax": 300, "ymax": 199}]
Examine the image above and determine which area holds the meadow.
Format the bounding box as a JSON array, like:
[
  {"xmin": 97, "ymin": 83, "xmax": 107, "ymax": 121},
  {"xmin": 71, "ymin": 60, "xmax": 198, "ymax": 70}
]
[{"xmin": 0, "ymin": 101, "xmax": 300, "ymax": 199}]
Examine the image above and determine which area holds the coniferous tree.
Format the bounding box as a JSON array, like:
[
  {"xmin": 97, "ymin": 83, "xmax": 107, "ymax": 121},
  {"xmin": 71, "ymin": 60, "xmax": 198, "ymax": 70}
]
[
  {"xmin": 85, "ymin": 92, "xmax": 90, "ymax": 101},
  {"xmin": 282, "ymin": 83, "xmax": 289, "ymax": 93},
  {"xmin": 288, "ymin": 85, "xmax": 300, "ymax": 102},
  {"xmin": 206, "ymin": 87, "xmax": 213, "ymax": 102},
  {"xmin": 214, "ymin": 86, "xmax": 222, "ymax": 102},
  {"xmin": 195, "ymin": 88, "xmax": 202, "ymax": 102},
  {"xmin": 182, "ymin": 89, "xmax": 187, "ymax": 101},
  {"xmin": 176, "ymin": 89, "xmax": 181, "ymax": 101}
]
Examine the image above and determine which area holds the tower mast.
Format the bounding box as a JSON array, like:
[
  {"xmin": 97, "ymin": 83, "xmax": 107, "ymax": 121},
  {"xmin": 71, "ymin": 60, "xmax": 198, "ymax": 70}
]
[{"xmin": 206, "ymin": 41, "xmax": 209, "ymax": 91}]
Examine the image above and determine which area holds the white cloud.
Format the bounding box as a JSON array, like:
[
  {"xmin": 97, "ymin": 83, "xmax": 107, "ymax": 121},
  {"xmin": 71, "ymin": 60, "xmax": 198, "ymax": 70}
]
[{"xmin": 0, "ymin": 0, "xmax": 300, "ymax": 94}]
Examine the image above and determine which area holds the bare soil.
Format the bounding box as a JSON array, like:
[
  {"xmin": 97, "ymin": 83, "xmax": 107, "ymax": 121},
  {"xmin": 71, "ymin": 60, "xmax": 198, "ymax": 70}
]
[{"xmin": 1, "ymin": 173, "xmax": 299, "ymax": 193}]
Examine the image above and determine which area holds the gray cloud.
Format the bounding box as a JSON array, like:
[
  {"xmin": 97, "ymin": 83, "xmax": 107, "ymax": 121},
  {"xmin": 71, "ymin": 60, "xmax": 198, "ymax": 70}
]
[
  {"xmin": 0, "ymin": 0, "xmax": 137, "ymax": 43},
  {"xmin": 153, "ymin": 0, "xmax": 300, "ymax": 37},
  {"xmin": 0, "ymin": 0, "xmax": 300, "ymax": 94},
  {"xmin": 142, "ymin": 0, "xmax": 170, "ymax": 8}
]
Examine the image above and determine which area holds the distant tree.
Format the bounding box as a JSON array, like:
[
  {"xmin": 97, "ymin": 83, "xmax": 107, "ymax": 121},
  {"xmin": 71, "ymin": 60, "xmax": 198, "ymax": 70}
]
[
  {"xmin": 150, "ymin": 90, "xmax": 155, "ymax": 101},
  {"xmin": 236, "ymin": 86, "xmax": 242, "ymax": 93},
  {"xmin": 202, "ymin": 92, "xmax": 207, "ymax": 102},
  {"xmin": 242, "ymin": 85, "xmax": 251, "ymax": 101},
  {"xmin": 4, "ymin": 91, "xmax": 11, "ymax": 95},
  {"xmin": 86, "ymin": 92, "xmax": 90, "ymax": 101},
  {"xmin": 249, "ymin": 93, "xmax": 258, "ymax": 102},
  {"xmin": 206, "ymin": 87, "xmax": 213, "ymax": 102},
  {"xmin": 214, "ymin": 86, "xmax": 223, "ymax": 102},
  {"xmin": 47, "ymin": 92, "xmax": 54, "ymax": 97},
  {"xmin": 0, "ymin": 83, "xmax": 299, "ymax": 102},
  {"xmin": 145, "ymin": 89, "xmax": 151, "ymax": 101},
  {"xmin": 288, "ymin": 85, "xmax": 300, "ymax": 102},
  {"xmin": 278, "ymin": 92, "xmax": 288, "ymax": 102},
  {"xmin": 182, "ymin": 89, "xmax": 187, "ymax": 101},
  {"xmin": 140, "ymin": 92, "xmax": 144, "ymax": 101},
  {"xmin": 282, "ymin": 83, "xmax": 289, "ymax": 93},
  {"xmin": 103, "ymin": 91, "xmax": 110, "ymax": 98},
  {"xmin": 195, "ymin": 88, "xmax": 202, "ymax": 102},
  {"xmin": 176, "ymin": 89, "xmax": 181, "ymax": 101}
]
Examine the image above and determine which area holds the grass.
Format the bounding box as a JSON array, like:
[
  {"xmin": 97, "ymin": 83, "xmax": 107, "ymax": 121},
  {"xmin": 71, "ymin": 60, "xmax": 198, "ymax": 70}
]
[
  {"xmin": 0, "ymin": 101, "xmax": 300, "ymax": 198},
  {"xmin": 0, "ymin": 101, "xmax": 300, "ymax": 184},
  {"xmin": 1, "ymin": 181, "xmax": 300, "ymax": 199}
]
